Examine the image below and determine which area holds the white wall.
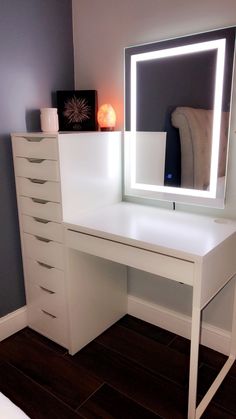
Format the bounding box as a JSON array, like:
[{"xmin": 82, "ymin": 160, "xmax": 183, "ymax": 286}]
[{"xmin": 72, "ymin": 0, "xmax": 236, "ymax": 330}]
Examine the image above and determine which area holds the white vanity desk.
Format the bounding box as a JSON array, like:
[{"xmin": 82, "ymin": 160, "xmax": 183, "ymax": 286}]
[{"xmin": 64, "ymin": 201, "xmax": 236, "ymax": 419}]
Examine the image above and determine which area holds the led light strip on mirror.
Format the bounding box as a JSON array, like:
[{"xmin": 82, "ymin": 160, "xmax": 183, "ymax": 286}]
[{"xmin": 129, "ymin": 38, "xmax": 226, "ymax": 199}]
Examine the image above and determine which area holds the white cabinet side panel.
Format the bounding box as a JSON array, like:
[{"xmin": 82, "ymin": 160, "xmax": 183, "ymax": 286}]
[
  {"xmin": 58, "ymin": 132, "xmax": 122, "ymax": 222},
  {"xmin": 67, "ymin": 249, "xmax": 127, "ymax": 355}
]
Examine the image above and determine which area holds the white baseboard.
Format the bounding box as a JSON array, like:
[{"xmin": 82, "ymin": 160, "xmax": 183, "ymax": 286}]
[
  {"xmin": 0, "ymin": 306, "xmax": 28, "ymax": 342},
  {"xmin": 128, "ymin": 295, "xmax": 231, "ymax": 355},
  {"xmin": 0, "ymin": 300, "xmax": 230, "ymax": 355}
]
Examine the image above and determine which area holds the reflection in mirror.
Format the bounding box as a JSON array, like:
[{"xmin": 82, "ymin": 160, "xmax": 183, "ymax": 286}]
[
  {"xmin": 126, "ymin": 132, "xmax": 166, "ymax": 186},
  {"xmin": 125, "ymin": 27, "xmax": 235, "ymax": 207}
]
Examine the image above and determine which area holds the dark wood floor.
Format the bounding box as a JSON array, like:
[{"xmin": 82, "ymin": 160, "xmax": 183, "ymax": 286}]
[{"xmin": 0, "ymin": 315, "xmax": 235, "ymax": 418}]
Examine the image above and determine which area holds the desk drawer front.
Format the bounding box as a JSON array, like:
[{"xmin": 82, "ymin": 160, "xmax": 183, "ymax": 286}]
[
  {"xmin": 25, "ymin": 258, "xmax": 65, "ymax": 293},
  {"xmin": 13, "ymin": 136, "xmax": 58, "ymax": 160},
  {"xmin": 20, "ymin": 196, "xmax": 62, "ymax": 222},
  {"xmin": 28, "ymin": 306, "xmax": 67, "ymax": 348},
  {"xmin": 14, "ymin": 157, "xmax": 59, "ymax": 181},
  {"xmin": 26, "ymin": 280, "xmax": 66, "ymax": 317},
  {"xmin": 24, "ymin": 233, "xmax": 64, "ymax": 270},
  {"xmin": 22, "ymin": 215, "xmax": 63, "ymax": 243},
  {"xmin": 27, "ymin": 282, "xmax": 67, "ymax": 347},
  {"xmin": 66, "ymin": 229, "xmax": 194, "ymax": 285},
  {"xmin": 18, "ymin": 177, "xmax": 61, "ymax": 202}
]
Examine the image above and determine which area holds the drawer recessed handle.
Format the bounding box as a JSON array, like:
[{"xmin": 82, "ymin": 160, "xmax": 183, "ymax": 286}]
[
  {"xmin": 31, "ymin": 198, "xmax": 49, "ymax": 204},
  {"xmin": 41, "ymin": 309, "xmax": 56, "ymax": 319},
  {"xmin": 35, "ymin": 235, "xmax": 51, "ymax": 243},
  {"xmin": 26, "ymin": 158, "xmax": 45, "ymax": 163},
  {"xmin": 37, "ymin": 261, "xmax": 53, "ymax": 269},
  {"xmin": 39, "ymin": 285, "xmax": 55, "ymax": 294},
  {"xmin": 33, "ymin": 217, "xmax": 50, "ymax": 224},
  {"xmin": 24, "ymin": 137, "xmax": 54, "ymax": 142},
  {"xmin": 24, "ymin": 137, "xmax": 44, "ymax": 142},
  {"xmin": 28, "ymin": 178, "xmax": 47, "ymax": 184}
]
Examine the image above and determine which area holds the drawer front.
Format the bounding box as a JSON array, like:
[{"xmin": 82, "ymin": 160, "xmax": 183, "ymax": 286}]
[
  {"xmin": 23, "ymin": 233, "xmax": 64, "ymax": 270},
  {"xmin": 22, "ymin": 215, "xmax": 63, "ymax": 243},
  {"xmin": 14, "ymin": 157, "xmax": 59, "ymax": 181},
  {"xmin": 65, "ymin": 229, "xmax": 194, "ymax": 286},
  {"xmin": 26, "ymin": 279, "xmax": 66, "ymax": 317},
  {"xmin": 26, "ymin": 282, "xmax": 67, "ymax": 347},
  {"xmin": 12, "ymin": 136, "xmax": 58, "ymax": 160},
  {"xmin": 17, "ymin": 177, "xmax": 61, "ymax": 202},
  {"xmin": 25, "ymin": 258, "xmax": 65, "ymax": 293},
  {"xmin": 20, "ymin": 196, "xmax": 62, "ymax": 222}
]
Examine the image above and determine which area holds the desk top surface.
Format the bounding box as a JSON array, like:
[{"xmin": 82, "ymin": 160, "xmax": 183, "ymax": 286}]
[{"xmin": 64, "ymin": 202, "xmax": 236, "ymax": 261}]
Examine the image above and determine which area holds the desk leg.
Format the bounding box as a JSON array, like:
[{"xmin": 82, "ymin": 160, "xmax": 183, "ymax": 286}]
[
  {"xmin": 188, "ymin": 289, "xmax": 202, "ymax": 419},
  {"xmin": 189, "ymin": 275, "xmax": 236, "ymax": 418},
  {"xmin": 230, "ymin": 276, "xmax": 236, "ymax": 359}
]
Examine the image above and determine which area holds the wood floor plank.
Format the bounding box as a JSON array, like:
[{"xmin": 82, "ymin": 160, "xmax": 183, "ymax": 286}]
[
  {"xmin": 19, "ymin": 327, "xmax": 68, "ymax": 354},
  {"xmin": 0, "ymin": 361, "xmax": 83, "ymax": 419},
  {"xmin": 95, "ymin": 323, "xmax": 189, "ymax": 387},
  {"xmin": 118, "ymin": 314, "xmax": 176, "ymax": 345},
  {"xmin": 169, "ymin": 335, "xmax": 227, "ymax": 371},
  {"xmin": 0, "ymin": 315, "xmax": 235, "ymax": 418},
  {"xmin": 0, "ymin": 332, "xmax": 102, "ymax": 409},
  {"xmin": 78, "ymin": 383, "xmax": 161, "ymax": 418},
  {"xmin": 198, "ymin": 364, "xmax": 236, "ymax": 416},
  {"xmin": 67, "ymin": 340, "xmax": 188, "ymax": 419},
  {"xmin": 202, "ymin": 405, "xmax": 236, "ymax": 418}
]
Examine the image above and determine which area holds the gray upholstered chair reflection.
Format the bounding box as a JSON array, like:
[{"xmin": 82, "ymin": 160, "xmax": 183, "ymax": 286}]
[{"xmin": 171, "ymin": 107, "xmax": 228, "ymax": 190}]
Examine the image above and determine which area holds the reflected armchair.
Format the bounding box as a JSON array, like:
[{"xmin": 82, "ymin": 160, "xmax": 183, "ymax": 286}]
[{"xmin": 171, "ymin": 106, "xmax": 228, "ymax": 190}]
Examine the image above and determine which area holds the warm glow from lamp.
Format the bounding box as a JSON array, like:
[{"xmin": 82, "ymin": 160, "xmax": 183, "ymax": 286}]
[{"xmin": 97, "ymin": 104, "xmax": 116, "ymax": 131}]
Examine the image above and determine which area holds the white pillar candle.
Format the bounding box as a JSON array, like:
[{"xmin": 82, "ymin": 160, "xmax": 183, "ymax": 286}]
[{"xmin": 40, "ymin": 108, "xmax": 59, "ymax": 132}]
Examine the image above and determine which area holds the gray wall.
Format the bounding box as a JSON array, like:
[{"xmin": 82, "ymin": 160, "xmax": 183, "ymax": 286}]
[{"xmin": 0, "ymin": 0, "xmax": 74, "ymax": 317}]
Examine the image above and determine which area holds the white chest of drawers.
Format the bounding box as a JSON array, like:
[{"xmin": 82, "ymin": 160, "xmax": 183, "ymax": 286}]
[
  {"xmin": 11, "ymin": 131, "xmax": 123, "ymax": 349},
  {"xmin": 11, "ymin": 133, "xmax": 68, "ymax": 347}
]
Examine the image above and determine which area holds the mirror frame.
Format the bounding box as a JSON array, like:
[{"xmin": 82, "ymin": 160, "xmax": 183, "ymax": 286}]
[{"xmin": 124, "ymin": 27, "xmax": 236, "ymax": 208}]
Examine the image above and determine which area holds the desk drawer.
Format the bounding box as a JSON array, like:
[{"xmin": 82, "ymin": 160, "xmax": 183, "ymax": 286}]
[
  {"xmin": 25, "ymin": 258, "xmax": 65, "ymax": 293},
  {"xmin": 24, "ymin": 233, "xmax": 64, "ymax": 270},
  {"xmin": 12, "ymin": 136, "xmax": 58, "ymax": 160},
  {"xmin": 26, "ymin": 282, "xmax": 67, "ymax": 347},
  {"xmin": 26, "ymin": 280, "xmax": 66, "ymax": 317},
  {"xmin": 22, "ymin": 215, "xmax": 63, "ymax": 243},
  {"xmin": 20, "ymin": 196, "xmax": 62, "ymax": 222},
  {"xmin": 66, "ymin": 229, "xmax": 194, "ymax": 285},
  {"xmin": 14, "ymin": 157, "xmax": 59, "ymax": 181},
  {"xmin": 18, "ymin": 177, "xmax": 61, "ymax": 202}
]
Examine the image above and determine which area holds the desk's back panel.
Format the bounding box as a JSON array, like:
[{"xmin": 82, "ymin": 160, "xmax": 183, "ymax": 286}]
[{"xmin": 58, "ymin": 132, "xmax": 122, "ymax": 223}]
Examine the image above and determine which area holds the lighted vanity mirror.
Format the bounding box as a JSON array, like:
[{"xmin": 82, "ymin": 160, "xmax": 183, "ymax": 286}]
[{"xmin": 124, "ymin": 27, "xmax": 236, "ymax": 207}]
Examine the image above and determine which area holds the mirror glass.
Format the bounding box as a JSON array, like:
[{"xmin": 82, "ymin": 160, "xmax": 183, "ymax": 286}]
[{"xmin": 124, "ymin": 27, "xmax": 235, "ymax": 207}]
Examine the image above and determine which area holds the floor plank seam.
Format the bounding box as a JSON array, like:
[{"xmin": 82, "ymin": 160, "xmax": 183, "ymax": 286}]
[
  {"xmin": 1, "ymin": 360, "xmax": 81, "ymax": 414},
  {"xmin": 117, "ymin": 321, "xmax": 177, "ymax": 347},
  {"xmin": 94, "ymin": 339, "xmax": 189, "ymax": 390},
  {"xmin": 1, "ymin": 318, "xmax": 234, "ymax": 418},
  {"xmin": 63, "ymin": 352, "xmax": 105, "ymax": 389},
  {"xmin": 166, "ymin": 334, "xmax": 179, "ymax": 348},
  {"xmin": 25, "ymin": 329, "xmax": 69, "ymax": 356},
  {"xmin": 197, "ymin": 361, "xmax": 236, "ymax": 416},
  {"xmin": 103, "ymin": 382, "xmax": 166, "ymax": 419},
  {"xmin": 75, "ymin": 382, "xmax": 104, "ymax": 412}
]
